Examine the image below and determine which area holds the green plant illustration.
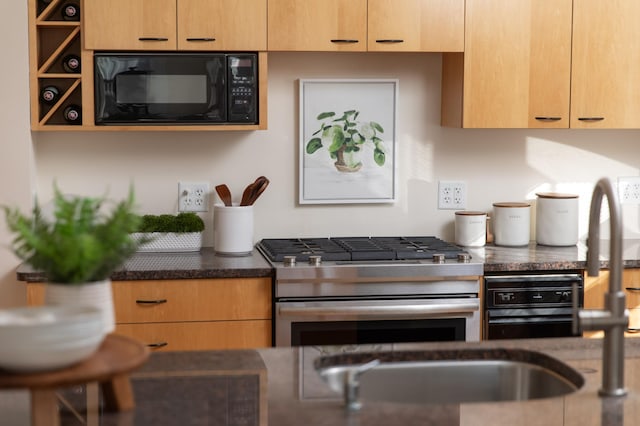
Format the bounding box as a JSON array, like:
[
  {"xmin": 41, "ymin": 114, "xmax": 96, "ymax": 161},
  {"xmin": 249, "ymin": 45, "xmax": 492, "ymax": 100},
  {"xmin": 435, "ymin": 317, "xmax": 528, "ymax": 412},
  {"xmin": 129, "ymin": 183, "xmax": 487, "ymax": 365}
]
[{"xmin": 306, "ymin": 110, "xmax": 386, "ymax": 172}]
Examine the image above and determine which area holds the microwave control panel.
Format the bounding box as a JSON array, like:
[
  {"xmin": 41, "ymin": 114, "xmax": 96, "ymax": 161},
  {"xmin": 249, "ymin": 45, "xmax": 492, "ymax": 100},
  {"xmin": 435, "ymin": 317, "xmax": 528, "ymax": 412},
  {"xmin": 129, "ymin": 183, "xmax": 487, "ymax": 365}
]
[{"xmin": 228, "ymin": 55, "xmax": 258, "ymax": 123}]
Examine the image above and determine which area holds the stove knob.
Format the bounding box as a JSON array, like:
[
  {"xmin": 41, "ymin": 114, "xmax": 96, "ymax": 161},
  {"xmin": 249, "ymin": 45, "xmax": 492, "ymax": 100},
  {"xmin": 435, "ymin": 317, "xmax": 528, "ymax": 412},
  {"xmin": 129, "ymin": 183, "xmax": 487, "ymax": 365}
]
[
  {"xmin": 283, "ymin": 255, "xmax": 297, "ymax": 266},
  {"xmin": 457, "ymin": 253, "xmax": 471, "ymax": 263},
  {"xmin": 432, "ymin": 253, "xmax": 445, "ymax": 264},
  {"xmin": 308, "ymin": 255, "xmax": 322, "ymax": 266}
]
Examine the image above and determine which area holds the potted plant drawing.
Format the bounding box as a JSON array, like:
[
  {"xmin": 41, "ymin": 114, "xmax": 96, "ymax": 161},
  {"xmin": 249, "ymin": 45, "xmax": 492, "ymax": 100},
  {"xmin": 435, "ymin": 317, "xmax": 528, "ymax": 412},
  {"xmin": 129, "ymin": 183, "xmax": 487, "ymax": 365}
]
[
  {"xmin": 306, "ymin": 110, "xmax": 386, "ymax": 173},
  {"xmin": 2, "ymin": 185, "xmax": 144, "ymax": 334}
]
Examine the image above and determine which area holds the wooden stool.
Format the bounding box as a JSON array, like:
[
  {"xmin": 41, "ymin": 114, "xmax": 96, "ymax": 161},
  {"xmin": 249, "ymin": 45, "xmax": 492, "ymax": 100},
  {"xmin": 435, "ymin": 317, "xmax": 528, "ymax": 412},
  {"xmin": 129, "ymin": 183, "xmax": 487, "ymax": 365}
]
[{"xmin": 0, "ymin": 334, "xmax": 149, "ymax": 426}]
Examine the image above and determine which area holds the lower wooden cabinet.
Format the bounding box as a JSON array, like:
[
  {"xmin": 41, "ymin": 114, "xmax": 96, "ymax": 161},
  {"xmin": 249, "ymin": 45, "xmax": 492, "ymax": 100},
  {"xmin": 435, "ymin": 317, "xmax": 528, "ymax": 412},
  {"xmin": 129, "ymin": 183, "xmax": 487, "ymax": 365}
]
[
  {"xmin": 27, "ymin": 277, "xmax": 273, "ymax": 351},
  {"xmin": 583, "ymin": 269, "xmax": 640, "ymax": 338}
]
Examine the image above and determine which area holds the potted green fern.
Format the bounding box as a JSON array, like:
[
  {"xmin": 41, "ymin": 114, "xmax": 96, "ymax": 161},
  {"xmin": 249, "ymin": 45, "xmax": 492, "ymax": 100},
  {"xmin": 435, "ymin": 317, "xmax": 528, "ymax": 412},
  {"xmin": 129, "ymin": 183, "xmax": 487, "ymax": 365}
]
[{"xmin": 3, "ymin": 185, "xmax": 143, "ymax": 333}]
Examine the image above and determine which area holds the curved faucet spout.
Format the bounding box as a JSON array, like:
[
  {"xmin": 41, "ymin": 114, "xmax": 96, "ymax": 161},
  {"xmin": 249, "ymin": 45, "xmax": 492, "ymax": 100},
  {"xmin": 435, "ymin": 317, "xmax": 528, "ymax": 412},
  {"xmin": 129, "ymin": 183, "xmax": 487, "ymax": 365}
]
[{"xmin": 578, "ymin": 177, "xmax": 628, "ymax": 397}]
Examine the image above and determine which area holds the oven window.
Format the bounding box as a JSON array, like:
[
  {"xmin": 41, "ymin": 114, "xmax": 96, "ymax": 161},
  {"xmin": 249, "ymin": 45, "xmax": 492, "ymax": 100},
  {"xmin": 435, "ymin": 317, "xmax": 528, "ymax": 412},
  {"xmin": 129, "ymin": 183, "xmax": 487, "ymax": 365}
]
[{"xmin": 290, "ymin": 319, "xmax": 466, "ymax": 346}]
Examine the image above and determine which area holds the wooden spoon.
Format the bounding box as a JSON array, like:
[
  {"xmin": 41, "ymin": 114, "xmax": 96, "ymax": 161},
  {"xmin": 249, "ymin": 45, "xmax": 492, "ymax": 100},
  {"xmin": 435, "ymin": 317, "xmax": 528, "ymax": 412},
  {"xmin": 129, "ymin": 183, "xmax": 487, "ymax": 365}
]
[
  {"xmin": 214, "ymin": 184, "xmax": 233, "ymax": 207},
  {"xmin": 247, "ymin": 176, "xmax": 269, "ymax": 205},
  {"xmin": 240, "ymin": 182, "xmax": 255, "ymax": 206}
]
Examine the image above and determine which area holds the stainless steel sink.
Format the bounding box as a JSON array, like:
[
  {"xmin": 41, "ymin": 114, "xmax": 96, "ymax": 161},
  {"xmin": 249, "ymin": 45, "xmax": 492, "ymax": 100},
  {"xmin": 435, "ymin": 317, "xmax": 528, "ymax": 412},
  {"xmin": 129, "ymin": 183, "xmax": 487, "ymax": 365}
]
[{"xmin": 315, "ymin": 349, "xmax": 584, "ymax": 406}]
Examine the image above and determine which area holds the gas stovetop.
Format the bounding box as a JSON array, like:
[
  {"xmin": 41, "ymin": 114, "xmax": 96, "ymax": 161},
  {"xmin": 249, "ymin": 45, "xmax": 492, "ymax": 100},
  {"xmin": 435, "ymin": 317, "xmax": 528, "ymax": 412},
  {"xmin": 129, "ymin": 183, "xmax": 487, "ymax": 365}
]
[{"xmin": 257, "ymin": 236, "xmax": 470, "ymax": 262}]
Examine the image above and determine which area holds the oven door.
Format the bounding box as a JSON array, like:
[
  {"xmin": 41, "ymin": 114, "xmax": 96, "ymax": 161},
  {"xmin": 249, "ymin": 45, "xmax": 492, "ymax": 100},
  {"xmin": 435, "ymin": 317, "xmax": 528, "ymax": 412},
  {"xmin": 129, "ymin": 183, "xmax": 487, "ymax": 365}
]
[
  {"xmin": 485, "ymin": 307, "xmax": 579, "ymax": 340},
  {"xmin": 275, "ymin": 297, "xmax": 480, "ymax": 346}
]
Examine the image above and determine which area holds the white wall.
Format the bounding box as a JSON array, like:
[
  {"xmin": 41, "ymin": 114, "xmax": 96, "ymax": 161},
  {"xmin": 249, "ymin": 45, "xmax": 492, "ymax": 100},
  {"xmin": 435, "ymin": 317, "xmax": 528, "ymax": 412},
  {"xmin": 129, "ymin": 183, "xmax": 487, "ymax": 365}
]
[
  {"xmin": 5, "ymin": 7, "xmax": 640, "ymax": 306},
  {"xmin": 33, "ymin": 52, "xmax": 640, "ymax": 246},
  {"xmin": 0, "ymin": 1, "xmax": 34, "ymax": 307}
]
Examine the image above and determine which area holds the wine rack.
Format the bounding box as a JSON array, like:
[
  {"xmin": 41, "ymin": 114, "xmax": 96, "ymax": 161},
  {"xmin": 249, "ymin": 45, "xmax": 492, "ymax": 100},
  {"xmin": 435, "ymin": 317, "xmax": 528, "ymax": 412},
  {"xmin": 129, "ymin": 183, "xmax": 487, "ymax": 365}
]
[{"xmin": 28, "ymin": 0, "xmax": 85, "ymax": 130}]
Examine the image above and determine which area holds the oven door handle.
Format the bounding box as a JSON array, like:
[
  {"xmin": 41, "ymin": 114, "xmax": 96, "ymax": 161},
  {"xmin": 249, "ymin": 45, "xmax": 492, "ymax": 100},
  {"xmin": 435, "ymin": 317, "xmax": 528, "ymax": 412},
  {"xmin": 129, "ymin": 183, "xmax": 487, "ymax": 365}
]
[{"xmin": 278, "ymin": 301, "xmax": 479, "ymax": 318}]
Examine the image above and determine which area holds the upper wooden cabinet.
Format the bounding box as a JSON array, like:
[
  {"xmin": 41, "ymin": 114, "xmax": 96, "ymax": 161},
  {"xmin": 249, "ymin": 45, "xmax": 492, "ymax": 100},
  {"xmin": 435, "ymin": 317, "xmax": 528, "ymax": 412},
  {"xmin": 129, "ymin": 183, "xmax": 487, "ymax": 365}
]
[
  {"xmin": 267, "ymin": 0, "xmax": 367, "ymax": 51},
  {"xmin": 367, "ymin": 0, "xmax": 464, "ymax": 52},
  {"xmin": 442, "ymin": 0, "xmax": 572, "ymax": 128},
  {"xmin": 443, "ymin": 0, "xmax": 640, "ymax": 129},
  {"xmin": 267, "ymin": 0, "xmax": 463, "ymax": 52},
  {"xmin": 84, "ymin": 0, "xmax": 267, "ymax": 51},
  {"xmin": 570, "ymin": 0, "xmax": 640, "ymax": 128}
]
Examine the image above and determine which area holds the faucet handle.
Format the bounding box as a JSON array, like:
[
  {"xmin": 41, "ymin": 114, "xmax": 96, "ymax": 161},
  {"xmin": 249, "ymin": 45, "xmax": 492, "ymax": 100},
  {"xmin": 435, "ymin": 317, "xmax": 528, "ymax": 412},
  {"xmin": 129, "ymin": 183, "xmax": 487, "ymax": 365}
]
[{"xmin": 343, "ymin": 359, "xmax": 380, "ymax": 411}]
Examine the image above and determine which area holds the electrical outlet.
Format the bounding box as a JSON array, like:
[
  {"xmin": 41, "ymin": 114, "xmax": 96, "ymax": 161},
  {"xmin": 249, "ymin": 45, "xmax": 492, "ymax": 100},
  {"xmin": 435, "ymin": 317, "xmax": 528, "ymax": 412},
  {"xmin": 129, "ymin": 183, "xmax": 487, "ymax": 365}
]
[
  {"xmin": 178, "ymin": 182, "xmax": 210, "ymax": 212},
  {"xmin": 438, "ymin": 180, "xmax": 467, "ymax": 210},
  {"xmin": 618, "ymin": 176, "xmax": 640, "ymax": 204}
]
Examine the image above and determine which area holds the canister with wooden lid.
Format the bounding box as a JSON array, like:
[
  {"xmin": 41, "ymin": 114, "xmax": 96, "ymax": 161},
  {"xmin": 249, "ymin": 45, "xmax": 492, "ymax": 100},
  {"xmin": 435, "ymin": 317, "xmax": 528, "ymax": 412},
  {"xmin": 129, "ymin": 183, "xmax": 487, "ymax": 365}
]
[
  {"xmin": 492, "ymin": 202, "xmax": 531, "ymax": 246},
  {"xmin": 535, "ymin": 192, "xmax": 579, "ymax": 246},
  {"xmin": 454, "ymin": 211, "xmax": 487, "ymax": 247}
]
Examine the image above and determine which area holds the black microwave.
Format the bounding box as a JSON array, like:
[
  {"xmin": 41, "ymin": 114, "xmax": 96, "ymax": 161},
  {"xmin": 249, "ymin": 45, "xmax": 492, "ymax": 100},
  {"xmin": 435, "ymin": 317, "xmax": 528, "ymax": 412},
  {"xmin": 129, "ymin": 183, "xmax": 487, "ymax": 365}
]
[{"xmin": 94, "ymin": 53, "xmax": 257, "ymax": 125}]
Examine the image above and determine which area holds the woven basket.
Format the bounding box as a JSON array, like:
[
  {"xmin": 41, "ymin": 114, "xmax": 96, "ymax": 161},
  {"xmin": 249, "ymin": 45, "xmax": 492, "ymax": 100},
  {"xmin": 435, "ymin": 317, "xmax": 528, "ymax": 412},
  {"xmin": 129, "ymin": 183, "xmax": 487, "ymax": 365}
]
[{"xmin": 131, "ymin": 232, "xmax": 203, "ymax": 253}]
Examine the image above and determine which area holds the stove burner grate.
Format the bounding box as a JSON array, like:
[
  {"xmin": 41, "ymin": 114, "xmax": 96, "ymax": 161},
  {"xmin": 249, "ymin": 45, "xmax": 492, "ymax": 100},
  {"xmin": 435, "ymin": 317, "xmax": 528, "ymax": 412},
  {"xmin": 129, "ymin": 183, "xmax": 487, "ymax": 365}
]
[{"xmin": 258, "ymin": 236, "xmax": 467, "ymax": 262}]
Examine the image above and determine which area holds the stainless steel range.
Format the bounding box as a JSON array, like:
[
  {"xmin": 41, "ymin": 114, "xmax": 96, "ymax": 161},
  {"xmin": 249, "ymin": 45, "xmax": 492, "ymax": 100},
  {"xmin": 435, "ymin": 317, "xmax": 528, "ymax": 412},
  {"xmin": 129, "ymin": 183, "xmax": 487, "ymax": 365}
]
[{"xmin": 256, "ymin": 236, "xmax": 484, "ymax": 346}]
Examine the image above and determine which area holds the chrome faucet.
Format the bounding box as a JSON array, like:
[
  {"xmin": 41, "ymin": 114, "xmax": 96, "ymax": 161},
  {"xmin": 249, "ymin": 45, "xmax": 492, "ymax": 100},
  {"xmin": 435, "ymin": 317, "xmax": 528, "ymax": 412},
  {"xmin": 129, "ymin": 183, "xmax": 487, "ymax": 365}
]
[
  {"xmin": 573, "ymin": 177, "xmax": 628, "ymax": 397},
  {"xmin": 343, "ymin": 359, "xmax": 380, "ymax": 411}
]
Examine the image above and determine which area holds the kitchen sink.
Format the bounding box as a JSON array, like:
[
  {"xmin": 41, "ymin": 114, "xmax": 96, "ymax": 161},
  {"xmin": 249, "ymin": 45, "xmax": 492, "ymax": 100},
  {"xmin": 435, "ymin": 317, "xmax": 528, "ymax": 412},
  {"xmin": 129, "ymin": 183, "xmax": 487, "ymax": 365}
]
[{"xmin": 315, "ymin": 348, "xmax": 584, "ymax": 406}]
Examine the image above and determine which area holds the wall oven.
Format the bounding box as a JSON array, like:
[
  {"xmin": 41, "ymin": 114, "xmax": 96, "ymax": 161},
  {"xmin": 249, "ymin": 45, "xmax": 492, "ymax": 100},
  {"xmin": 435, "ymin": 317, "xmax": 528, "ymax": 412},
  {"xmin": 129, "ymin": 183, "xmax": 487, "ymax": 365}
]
[
  {"xmin": 94, "ymin": 52, "xmax": 257, "ymax": 125},
  {"xmin": 484, "ymin": 272, "xmax": 584, "ymax": 340},
  {"xmin": 257, "ymin": 237, "xmax": 483, "ymax": 346}
]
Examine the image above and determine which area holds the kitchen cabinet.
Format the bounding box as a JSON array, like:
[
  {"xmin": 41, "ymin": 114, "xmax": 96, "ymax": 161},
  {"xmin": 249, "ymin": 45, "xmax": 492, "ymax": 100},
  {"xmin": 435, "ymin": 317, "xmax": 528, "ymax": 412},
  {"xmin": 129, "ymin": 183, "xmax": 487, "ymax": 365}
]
[
  {"xmin": 28, "ymin": 0, "xmax": 268, "ymax": 131},
  {"xmin": 27, "ymin": 277, "xmax": 273, "ymax": 351},
  {"xmin": 441, "ymin": 0, "xmax": 572, "ymax": 128},
  {"xmin": 84, "ymin": 0, "xmax": 267, "ymax": 51},
  {"xmin": 28, "ymin": 0, "xmax": 87, "ymax": 129},
  {"xmin": 267, "ymin": 0, "xmax": 463, "ymax": 52},
  {"xmin": 267, "ymin": 0, "xmax": 367, "ymax": 51},
  {"xmin": 583, "ymin": 269, "xmax": 640, "ymax": 338},
  {"xmin": 570, "ymin": 0, "xmax": 640, "ymax": 128},
  {"xmin": 442, "ymin": 0, "xmax": 640, "ymax": 129},
  {"xmin": 367, "ymin": 0, "xmax": 463, "ymax": 52}
]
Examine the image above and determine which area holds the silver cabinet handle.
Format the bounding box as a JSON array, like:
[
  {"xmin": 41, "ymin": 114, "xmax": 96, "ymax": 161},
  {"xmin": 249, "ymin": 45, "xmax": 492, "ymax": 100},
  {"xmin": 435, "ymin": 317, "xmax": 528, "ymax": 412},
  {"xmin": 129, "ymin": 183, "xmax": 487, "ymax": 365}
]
[
  {"xmin": 136, "ymin": 299, "xmax": 167, "ymax": 305},
  {"xmin": 279, "ymin": 302, "xmax": 479, "ymax": 318}
]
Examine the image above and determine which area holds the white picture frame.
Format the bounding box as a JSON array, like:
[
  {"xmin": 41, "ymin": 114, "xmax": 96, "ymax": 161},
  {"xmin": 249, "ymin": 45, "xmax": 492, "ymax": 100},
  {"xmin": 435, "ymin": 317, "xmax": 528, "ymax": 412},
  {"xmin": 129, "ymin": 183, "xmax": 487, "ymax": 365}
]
[{"xmin": 299, "ymin": 79, "xmax": 398, "ymax": 204}]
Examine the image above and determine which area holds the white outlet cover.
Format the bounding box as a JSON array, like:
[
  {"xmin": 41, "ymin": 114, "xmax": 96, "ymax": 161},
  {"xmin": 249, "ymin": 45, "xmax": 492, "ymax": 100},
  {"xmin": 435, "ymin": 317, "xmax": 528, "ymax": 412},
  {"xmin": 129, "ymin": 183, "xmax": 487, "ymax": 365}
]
[
  {"xmin": 178, "ymin": 182, "xmax": 210, "ymax": 212},
  {"xmin": 438, "ymin": 180, "xmax": 467, "ymax": 210}
]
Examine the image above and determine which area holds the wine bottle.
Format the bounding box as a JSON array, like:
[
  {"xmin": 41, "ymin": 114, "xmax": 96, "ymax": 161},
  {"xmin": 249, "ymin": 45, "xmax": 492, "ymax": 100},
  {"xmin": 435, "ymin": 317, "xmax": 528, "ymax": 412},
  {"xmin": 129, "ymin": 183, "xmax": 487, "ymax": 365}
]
[
  {"xmin": 61, "ymin": 2, "xmax": 80, "ymax": 21},
  {"xmin": 63, "ymin": 104, "xmax": 82, "ymax": 124},
  {"xmin": 40, "ymin": 85, "xmax": 59, "ymax": 105},
  {"xmin": 62, "ymin": 54, "xmax": 81, "ymax": 73}
]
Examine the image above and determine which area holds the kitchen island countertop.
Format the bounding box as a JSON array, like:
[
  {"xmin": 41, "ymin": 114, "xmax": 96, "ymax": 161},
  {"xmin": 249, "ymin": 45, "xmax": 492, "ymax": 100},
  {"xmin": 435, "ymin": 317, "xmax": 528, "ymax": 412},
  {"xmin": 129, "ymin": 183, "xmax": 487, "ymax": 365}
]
[{"xmin": 3, "ymin": 336, "xmax": 640, "ymax": 425}]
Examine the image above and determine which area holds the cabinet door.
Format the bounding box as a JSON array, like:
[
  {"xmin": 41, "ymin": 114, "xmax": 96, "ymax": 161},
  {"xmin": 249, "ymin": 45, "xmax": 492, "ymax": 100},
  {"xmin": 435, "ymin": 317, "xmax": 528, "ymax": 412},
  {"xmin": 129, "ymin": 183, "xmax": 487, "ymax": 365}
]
[
  {"xmin": 571, "ymin": 0, "xmax": 640, "ymax": 128},
  {"xmin": 267, "ymin": 0, "xmax": 367, "ymax": 51},
  {"xmin": 84, "ymin": 0, "xmax": 177, "ymax": 50},
  {"xmin": 177, "ymin": 0, "xmax": 267, "ymax": 50},
  {"xmin": 442, "ymin": 0, "xmax": 572, "ymax": 128},
  {"xmin": 368, "ymin": 0, "xmax": 463, "ymax": 52}
]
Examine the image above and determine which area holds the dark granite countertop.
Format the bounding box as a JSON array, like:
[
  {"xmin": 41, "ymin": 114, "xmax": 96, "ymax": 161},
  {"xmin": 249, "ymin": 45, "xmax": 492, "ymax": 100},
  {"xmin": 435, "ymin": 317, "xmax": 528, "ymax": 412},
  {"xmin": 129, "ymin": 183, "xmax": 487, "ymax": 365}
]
[
  {"xmin": 3, "ymin": 337, "xmax": 640, "ymax": 425},
  {"xmin": 16, "ymin": 247, "xmax": 274, "ymax": 282},
  {"xmin": 16, "ymin": 240, "xmax": 640, "ymax": 283}
]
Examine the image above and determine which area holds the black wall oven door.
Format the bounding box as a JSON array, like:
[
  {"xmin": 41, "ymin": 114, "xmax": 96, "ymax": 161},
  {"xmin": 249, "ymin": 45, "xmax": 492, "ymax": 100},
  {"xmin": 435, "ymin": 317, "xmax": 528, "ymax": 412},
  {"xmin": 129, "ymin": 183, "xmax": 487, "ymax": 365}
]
[{"xmin": 484, "ymin": 273, "xmax": 584, "ymax": 340}]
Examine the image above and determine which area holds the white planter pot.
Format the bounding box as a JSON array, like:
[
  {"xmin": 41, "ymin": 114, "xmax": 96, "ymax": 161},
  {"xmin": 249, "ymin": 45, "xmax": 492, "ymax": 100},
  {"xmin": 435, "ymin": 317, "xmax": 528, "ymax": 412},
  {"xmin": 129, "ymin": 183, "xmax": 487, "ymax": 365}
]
[{"xmin": 44, "ymin": 279, "xmax": 115, "ymax": 334}]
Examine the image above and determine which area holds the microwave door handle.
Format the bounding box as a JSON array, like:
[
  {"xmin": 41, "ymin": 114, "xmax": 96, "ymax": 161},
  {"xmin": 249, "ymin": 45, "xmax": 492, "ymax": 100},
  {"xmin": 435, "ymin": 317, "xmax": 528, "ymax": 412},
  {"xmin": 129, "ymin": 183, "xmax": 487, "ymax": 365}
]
[{"xmin": 278, "ymin": 301, "xmax": 479, "ymax": 319}]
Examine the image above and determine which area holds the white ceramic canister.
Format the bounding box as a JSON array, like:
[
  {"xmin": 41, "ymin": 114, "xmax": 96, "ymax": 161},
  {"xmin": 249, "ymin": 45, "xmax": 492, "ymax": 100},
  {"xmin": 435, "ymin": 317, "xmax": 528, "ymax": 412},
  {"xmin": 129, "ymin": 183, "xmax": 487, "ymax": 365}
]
[
  {"xmin": 535, "ymin": 192, "xmax": 579, "ymax": 246},
  {"xmin": 455, "ymin": 211, "xmax": 487, "ymax": 247},
  {"xmin": 492, "ymin": 202, "xmax": 531, "ymax": 247},
  {"xmin": 213, "ymin": 204, "xmax": 254, "ymax": 256}
]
